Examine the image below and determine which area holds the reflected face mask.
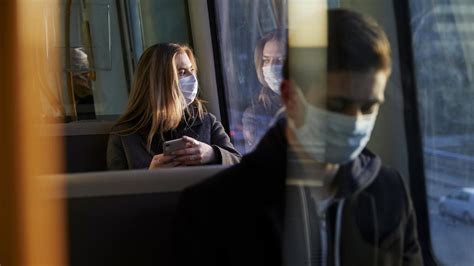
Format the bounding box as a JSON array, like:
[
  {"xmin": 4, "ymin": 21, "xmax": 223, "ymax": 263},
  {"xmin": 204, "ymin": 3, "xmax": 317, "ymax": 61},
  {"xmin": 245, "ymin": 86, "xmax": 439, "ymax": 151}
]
[
  {"xmin": 290, "ymin": 103, "xmax": 377, "ymax": 164},
  {"xmin": 263, "ymin": 64, "xmax": 284, "ymax": 94},
  {"xmin": 179, "ymin": 74, "xmax": 199, "ymax": 105}
]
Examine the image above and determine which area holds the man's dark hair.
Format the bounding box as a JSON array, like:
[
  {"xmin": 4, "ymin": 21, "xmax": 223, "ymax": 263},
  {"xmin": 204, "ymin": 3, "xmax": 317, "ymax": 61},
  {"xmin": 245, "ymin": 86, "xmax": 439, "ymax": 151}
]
[
  {"xmin": 283, "ymin": 9, "xmax": 391, "ymax": 79},
  {"xmin": 328, "ymin": 9, "xmax": 391, "ymax": 72}
]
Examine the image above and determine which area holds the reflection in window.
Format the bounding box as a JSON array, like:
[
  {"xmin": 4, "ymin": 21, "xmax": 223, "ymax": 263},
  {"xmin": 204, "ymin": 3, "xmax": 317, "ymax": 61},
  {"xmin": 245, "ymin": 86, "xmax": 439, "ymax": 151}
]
[
  {"xmin": 213, "ymin": 0, "xmax": 287, "ymax": 154},
  {"xmin": 70, "ymin": 47, "xmax": 96, "ymax": 120},
  {"xmin": 40, "ymin": 0, "xmax": 129, "ymax": 121},
  {"xmin": 39, "ymin": 0, "xmax": 193, "ymax": 122},
  {"xmin": 410, "ymin": 1, "xmax": 474, "ymax": 265}
]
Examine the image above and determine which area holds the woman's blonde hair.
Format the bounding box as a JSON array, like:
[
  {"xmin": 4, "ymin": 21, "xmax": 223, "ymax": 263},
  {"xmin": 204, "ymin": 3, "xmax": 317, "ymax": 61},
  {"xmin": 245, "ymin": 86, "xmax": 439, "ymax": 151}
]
[{"xmin": 112, "ymin": 43, "xmax": 205, "ymax": 151}]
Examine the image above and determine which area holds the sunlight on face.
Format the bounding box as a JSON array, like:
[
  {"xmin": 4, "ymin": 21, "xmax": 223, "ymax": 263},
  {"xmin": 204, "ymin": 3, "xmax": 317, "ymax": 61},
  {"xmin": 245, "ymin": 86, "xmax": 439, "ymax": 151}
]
[
  {"xmin": 305, "ymin": 70, "xmax": 389, "ymax": 117},
  {"xmin": 174, "ymin": 52, "xmax": 195, "ymax": 78}
]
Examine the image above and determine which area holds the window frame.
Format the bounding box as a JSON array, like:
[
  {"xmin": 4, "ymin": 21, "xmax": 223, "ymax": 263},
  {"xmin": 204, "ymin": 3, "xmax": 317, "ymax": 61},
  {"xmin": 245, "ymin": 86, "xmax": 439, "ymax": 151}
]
[
  {"xmin": 208, "ymin": 0, "xmax": 442, "ymax": 263},
  {"xmin": 393, "ymin": 0, "xmax": 441, "ymax": 265},
  {"xmin": 205, "ymin": 0, "xmax": 231, "ymax": 134},
  {"xmin": 117, "ymin": 0, "xmax": 142, "ymax": 87}
]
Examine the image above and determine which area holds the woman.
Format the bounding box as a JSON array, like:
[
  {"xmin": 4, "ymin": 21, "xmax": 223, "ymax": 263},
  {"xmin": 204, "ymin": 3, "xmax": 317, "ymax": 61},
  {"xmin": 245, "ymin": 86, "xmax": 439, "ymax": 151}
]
[
  {"xmin": 107, "ymin": 43, "xmax": 241, "ymax": 170},
  {"xmin": 242, "ymin": 30, "xmax": 287, "ymax": 152}
]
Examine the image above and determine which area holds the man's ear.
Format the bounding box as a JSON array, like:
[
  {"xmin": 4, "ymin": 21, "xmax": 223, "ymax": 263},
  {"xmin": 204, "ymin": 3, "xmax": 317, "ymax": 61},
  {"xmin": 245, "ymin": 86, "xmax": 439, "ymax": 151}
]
[
  {"xmin": 281, "ymin": 79, "xmax": 307, "ymax": 128},
  {"xmin": 281, "ymin": 79, "xmax": 300, "ymax": 112},
  {"xmin": 280, "ymin": 80, "xmax": 292, "ymax": 107}
]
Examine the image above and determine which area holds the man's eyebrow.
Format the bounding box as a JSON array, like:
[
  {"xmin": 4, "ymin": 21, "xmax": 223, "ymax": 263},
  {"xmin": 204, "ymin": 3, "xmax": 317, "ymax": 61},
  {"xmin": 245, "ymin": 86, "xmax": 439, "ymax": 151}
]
[{"xmin": 365, "ymin": 98, "xmax": 383, "ymax": 104}]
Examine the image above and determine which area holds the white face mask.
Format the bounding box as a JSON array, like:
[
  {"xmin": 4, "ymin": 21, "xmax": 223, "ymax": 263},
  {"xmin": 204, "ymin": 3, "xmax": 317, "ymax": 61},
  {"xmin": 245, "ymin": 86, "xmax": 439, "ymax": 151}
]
[
  {"xmin": 263, "ymin": 64, "xmax": 284, "ymax": 94},
  {"xmin": 289, "ymin": 103, "xmax": 377, "ymax": 164},
  {"xmin": 179, "ymin": 74, "xmax": 198, "ymax": 105}
]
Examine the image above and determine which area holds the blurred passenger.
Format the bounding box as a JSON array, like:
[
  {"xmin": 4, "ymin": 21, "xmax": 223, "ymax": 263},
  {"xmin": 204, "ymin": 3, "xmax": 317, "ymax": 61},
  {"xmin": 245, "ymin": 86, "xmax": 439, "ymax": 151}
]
[
  {"xmin": 242, "ymin": 30, "xmax": 287, "ymax": 152},
  {"xmin": 71, "ymin": 47, "xmax": 96, "ymax": 120},
  {"xmin": 107, "ymin": 43, "xmax": 241, "ymax": 170},
  {"xmin": 175, "ymin": 9, "xmax": 423, "ymax": 266}
]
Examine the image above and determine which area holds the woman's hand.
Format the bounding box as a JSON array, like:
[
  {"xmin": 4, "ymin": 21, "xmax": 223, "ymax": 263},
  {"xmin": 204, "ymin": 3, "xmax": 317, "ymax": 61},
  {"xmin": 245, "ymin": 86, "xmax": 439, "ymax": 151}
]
[
  {"xmin": 172, "ymin": 136, "xmax": 216, "ymax": 165},
  {"xmin": 149, "ymin": 154, "xmax": 180, "ymax": 169}
]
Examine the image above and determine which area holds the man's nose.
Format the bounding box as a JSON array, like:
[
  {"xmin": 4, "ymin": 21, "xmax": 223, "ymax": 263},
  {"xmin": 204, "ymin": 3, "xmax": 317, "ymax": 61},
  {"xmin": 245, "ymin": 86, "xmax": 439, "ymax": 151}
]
[{"xmin": 342, "ymin": 105, "xmax": 363, "ymax": 117}]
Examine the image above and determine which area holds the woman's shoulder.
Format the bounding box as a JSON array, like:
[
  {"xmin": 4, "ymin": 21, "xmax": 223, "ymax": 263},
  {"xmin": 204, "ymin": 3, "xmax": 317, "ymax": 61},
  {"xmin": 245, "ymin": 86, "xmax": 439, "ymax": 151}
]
[
  {"xmin": 197, "ymin": 112, "xmax": 228, "ymax": 128},
  {"xmin": 200, "ymin": 112, "xmax": 218, "ymax": 124},
  {"xmin": 109, "ymin": 122, "xmax": 145, "ymax": 138},
  {"xmin": 109, "ymin": 122, "xmax": 131, "ymax": 135},
  {"xmin": 244, "ymin": 98, "xmax": 273, "ymax": 115}
]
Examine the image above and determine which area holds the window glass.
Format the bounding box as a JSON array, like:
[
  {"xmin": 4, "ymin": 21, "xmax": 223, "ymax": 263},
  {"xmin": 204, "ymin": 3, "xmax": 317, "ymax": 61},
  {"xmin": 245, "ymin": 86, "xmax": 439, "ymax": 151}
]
[
  {"xmin": 213, "ymin": 0, "xmax": 287, "ymax": 154},
  {"xmin": 41, "ymin": 0, "xmax": 129, "ymax": 121},
  {"xmin": 410, "ymin": 1, "xmax": 474, "ymax": 265},
  {"xmin": 139, "ymin": 0, "xmax": 193, "ymax": 48},
  {"xmin": 39, "ymin": 0, "xmax": 193, "ymax": 123}
]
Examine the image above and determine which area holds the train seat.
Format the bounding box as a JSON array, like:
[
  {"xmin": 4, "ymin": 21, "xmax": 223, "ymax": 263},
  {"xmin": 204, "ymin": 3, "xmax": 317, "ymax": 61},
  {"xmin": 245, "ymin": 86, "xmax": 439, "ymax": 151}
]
[{"xmin": 58, "ymin": 166, "xmax": 228, "ymax": 265}]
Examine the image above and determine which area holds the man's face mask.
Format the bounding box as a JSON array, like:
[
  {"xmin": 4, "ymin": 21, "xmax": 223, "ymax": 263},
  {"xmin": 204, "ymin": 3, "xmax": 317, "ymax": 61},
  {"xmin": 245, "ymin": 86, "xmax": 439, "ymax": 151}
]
[
  {"xmin": 289, "ymin": 101, "xmax": 377, "ymax": 164},
  {"xmin": 263, "ymin": 64, "xmax": 284, "ymax": 94},
  {"xmin": 179, "ymin": 74, "xmax": 198, "ymax": 105}
]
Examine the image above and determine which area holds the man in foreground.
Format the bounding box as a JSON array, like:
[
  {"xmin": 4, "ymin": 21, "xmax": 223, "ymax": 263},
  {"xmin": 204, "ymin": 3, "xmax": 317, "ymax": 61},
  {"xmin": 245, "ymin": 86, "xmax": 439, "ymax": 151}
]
[{"xmin": 175, "ymin": 8, "xmax": 423, "ymax": 266}]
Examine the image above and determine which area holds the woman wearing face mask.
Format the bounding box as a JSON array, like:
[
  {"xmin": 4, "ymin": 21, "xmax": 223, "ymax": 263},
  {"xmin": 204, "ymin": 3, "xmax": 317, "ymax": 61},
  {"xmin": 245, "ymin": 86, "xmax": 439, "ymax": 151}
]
[
  {"xmin": 107, "ymin": 43, "xmax": 241, "ymax": 170},
  {"xmin": 242, "ymin": 30, "xmax": 287, "ymax": 152}
]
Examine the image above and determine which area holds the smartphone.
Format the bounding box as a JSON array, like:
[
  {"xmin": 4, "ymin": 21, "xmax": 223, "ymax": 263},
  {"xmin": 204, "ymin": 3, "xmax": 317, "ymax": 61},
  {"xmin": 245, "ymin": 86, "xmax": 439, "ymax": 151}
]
[{"xmin": 163, "ymin": 138, "xmax": 188, "ymax": 155}]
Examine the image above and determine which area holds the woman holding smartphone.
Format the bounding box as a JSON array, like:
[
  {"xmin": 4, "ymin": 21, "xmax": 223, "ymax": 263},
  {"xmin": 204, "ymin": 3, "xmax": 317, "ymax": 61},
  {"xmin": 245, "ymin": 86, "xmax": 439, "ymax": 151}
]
[{"xmin": 107, "ymin": 43, "xmax": 241, "ymax": 170}]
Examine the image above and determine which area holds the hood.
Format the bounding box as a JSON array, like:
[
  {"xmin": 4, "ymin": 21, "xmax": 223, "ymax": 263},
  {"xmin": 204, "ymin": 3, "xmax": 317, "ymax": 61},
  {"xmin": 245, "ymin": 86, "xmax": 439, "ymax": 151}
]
[{"xmin": 332, "ymin": 148, "xmax": 381, "ymax": 198}]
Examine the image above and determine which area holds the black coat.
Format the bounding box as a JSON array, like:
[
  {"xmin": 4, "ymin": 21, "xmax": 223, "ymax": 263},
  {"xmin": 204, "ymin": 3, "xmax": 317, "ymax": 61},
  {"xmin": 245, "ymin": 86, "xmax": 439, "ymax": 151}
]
[
  {"xmin": 175, "ymin": 118, "xmax": 423, "ymax": 266},
  {"xmin": 107, "ymin": 113, "xmax": 241, "ymax": 170}
]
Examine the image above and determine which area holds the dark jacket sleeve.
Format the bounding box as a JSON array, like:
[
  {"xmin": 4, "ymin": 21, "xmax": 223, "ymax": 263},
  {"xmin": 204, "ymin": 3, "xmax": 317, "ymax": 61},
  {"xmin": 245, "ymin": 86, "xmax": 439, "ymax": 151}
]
[
  {"xmin": 208, "ymin": 114, "xmax": 242, "ymax": 165},
  {"xmin": 107, "ymin": 133, "xmax": 129, "ymax": 170},
  {"xmin": 402, "ymin": 188, "xmax": 424, "ymax": 266},
  {"xmin": 388, "ymin": 167, "xmax": 423, "ymax": 265}
]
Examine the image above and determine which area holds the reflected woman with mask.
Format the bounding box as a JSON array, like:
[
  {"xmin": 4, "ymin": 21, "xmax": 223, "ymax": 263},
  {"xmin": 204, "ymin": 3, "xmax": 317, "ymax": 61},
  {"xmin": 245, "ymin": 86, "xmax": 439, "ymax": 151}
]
[
  {"xmin": 242, "ymin": 30, "xmax": 287, "ymax": 152},
  {"xmin": 107, "ymin": 43, "xmax": 241, "ymax": 170}
]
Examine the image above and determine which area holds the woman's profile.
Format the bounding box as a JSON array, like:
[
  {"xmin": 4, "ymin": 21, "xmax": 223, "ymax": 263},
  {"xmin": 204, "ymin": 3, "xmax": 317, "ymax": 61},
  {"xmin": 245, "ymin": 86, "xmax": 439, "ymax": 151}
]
[
  {"xmin": 107, "ymin": 43, "xmax": 241, "ymax": 170},
  {"xmin": 242, "ymin": 30, "xmax": 287, "ymax": 152}
]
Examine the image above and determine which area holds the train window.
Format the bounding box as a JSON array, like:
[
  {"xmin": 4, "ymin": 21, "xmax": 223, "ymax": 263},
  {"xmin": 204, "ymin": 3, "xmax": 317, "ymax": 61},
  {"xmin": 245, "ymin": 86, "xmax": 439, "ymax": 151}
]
[
  {"xmin": 136, "ymin": 0, "xmax": 193, "ymax": 48},
  {"xmin": 212, "ymin": 0, "xmax": 287, "ymax": 154},
  {"xmin": 410, "ymin": 2, "xmax": 474, "ymax": 265},
  {"xmin": 39, "ymin": 0, "xmax": 193, "ymax": 123},
  {"xmin": 40, "ymin": 0, "xmax": 129, "ymax": 122}
]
